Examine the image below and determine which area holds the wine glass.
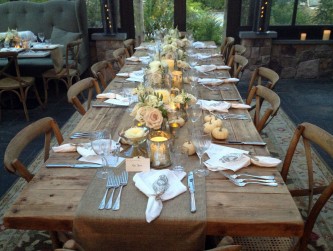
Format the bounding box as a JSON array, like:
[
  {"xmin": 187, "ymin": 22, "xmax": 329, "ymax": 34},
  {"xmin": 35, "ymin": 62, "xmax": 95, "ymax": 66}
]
[
  {"xmin": 191, "ymin": 129, "xmax": 211, "ymax": 177},
  {"xmin": 90, "ymin": 130, "xmax": 112, "ymax": 179},
  {"xmin": 187, "ymin": 104, "xmax": 202, "ymax": 123},
  {"xmin": 38, "ymin": 32, "xmax": 45, "ymax": 43}
]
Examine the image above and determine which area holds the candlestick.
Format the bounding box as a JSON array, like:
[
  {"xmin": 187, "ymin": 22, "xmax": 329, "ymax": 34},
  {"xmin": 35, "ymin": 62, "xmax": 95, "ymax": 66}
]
[
  {"xmin": 300, "ymin": 33, "xmax": 307, "ymax": 41},
  {"xmin": 323, "ymin": 30, "xmax": 331, "ymax": 41}
]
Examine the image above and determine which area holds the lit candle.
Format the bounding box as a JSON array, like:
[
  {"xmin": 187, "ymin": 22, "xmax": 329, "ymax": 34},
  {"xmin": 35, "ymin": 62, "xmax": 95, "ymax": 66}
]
[
  {"xmin": 169, "ymin": 122, "xmax": 180, "ymax": 138},
  {"xmin": 163, "ymin": 59, "xmax": 174, "ymax": 72},
  {"xmin": 323, "ymin": 30, "xmax": 331, "ymax": 41},
  {"xmin": 150, "ymin": 136, "xmax": 169, "ymax": 167},
  {"xmin": 300, "ymin": 33, "xmax": 307, "ymax": 41},
  {"xmin": 172, "ymin": 70, "xmax": 183, "ymax": 89}
]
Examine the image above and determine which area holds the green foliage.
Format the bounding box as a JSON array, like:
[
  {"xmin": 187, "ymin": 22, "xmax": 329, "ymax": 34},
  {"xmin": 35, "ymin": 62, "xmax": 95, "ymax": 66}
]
[
  {"xmin": 313, "ymin": 0, "xmax": 333, "ymax": 24},
  {"xmin": 296, "ymin": 5, "xmax": 315, "ymax": 25},
  {"xmin": 270, "ymin": 1, "xmax": 294, "ymax": 25},
  {"xmin": 194, "ymin": 0, "xmax": 224, "ymax": 10},
  {"xmin": 86, "ymin": 0, "xmax": 102, "ymax": 28},
  {"xmin": 144, "ymin": 0, "xmax": 174, "ymax": 34}
]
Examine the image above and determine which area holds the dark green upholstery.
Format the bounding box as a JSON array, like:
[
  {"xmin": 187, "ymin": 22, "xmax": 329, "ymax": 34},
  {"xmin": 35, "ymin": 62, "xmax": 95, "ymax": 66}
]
[{"xmin": 0, "ymin": 0, "xmax": 89, "ymax": 75}]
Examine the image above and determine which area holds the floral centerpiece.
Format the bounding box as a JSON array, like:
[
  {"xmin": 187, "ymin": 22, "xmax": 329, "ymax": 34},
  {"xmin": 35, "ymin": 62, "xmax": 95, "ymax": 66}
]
[
  {"xmin": 0, "ymin": 28, "xmax": 20, "ymax": 46},
  {"xmin": 145, "ymin": 60, "xmax": 171, "ymax": 88},
  {"xmin": 131, "ymin": 83, "xmax": 169, "ymax": 130},
  {"xmin": 173, "ymin": 90, "xmax": 197, "ymax": 107}
]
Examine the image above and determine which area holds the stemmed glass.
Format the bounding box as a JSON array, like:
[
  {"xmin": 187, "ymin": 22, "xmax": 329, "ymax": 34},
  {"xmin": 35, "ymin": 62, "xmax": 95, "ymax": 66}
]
[
  {"xmin": 191, "ymin": 128, "xmax": 212, "ymax": 177},
  {"xmin": 37, "ymin": 32, "xmax": 45, "ymax": 43},
  {"xmin": 187, "ymin": 104, "xmax": 202, "ymax": 124},
  {"xmin": 90, "ymin": 130, "xmax": 112, "ymax": 179}
]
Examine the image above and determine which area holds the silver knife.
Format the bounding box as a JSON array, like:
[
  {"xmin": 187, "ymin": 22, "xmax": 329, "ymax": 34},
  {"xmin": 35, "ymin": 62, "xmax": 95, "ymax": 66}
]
[
  {"xmin": 46, "ymin": 163, "xmax": 102, "ymax": 168},
  {"xmin": 187, "ymin": 171, "xmax": 196, "ymax": 213},
  {"xmin": 215, "ymin": 141, "xmax": 266, "ymax": 146}
]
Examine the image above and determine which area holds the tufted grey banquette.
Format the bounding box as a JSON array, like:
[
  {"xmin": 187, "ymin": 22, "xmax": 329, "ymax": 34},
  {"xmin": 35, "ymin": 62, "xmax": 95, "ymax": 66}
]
[{"xmin": 0, "ymin": 0, "xmax": 90, "ymax": 75}]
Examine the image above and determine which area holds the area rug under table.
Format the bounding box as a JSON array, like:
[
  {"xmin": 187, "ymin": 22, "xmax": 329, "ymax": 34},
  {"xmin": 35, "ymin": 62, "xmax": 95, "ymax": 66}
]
[{"xmin": 0, "ymin": 108, "xmax": 332, "ymax": 251}]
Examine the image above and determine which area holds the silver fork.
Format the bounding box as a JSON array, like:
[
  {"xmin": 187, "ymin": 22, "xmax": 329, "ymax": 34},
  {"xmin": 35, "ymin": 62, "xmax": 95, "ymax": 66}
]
[
  {"xmin": 70, "ymin": 132, "xmax": 93, "ymax": 139},
  {"xmin": 105, "ymin": 175, "xmax": 120, "ymax": 209},
  {"xmin": 229, "ymin": 173, "xmax": 275, "ymax": 180},
  {"xmin": 229, "ymin": 178, "xmax": 278, "ymax": 187},
  {"xmin": 98, "ymin": 175, "xmax": 113, "ymax": 210},
  {"xmin": 112, "ymin": 171, "xmax": 128, "ymax": 211}
]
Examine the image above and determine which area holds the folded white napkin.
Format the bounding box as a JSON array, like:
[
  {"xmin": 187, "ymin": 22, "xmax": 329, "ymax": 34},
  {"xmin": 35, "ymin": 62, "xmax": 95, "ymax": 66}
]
[
  {"xmin": 198, "ymin": 99, "xmax": 231, "ymax": 112},
  {"xmin": 126, "ymin": 56, "xmax": 150, "ymax": 62},
  {"xmin": 126, "ymin": 75, "xmax": 144, "ymax": 82},
  {"xmin": 135, "ymin": 46, "xmax": 148, "ymax": 50},
  {"xmin": 205, "ymin": 153, "xmax": 251, "ymax": 172},
  {"xmin": 192, "ymin": 41, "xmax": 217, "ymax": 49},
  {"xmin": 52, "ymin": 143, "xmax": 77, "ymax": 153},
  {"xmin": 223, "ymin": 78, "xmax": 240, "ymax": 83},
  {"xmin": 198, "ymin": 78, "xmax": 224, "ymax": 86},
  {"xmin": 116, "ymin": 70, "xmax": 144, "ymax": 78},
  {"xmin": 195, "ymin": 64, "xmax": 231, "ymax": 72},
  {"xmin": 195, "ymin": 53, "xmax": 211, "ymax": 60},
  {"xmin": 133, "ymin": 169, "xmax": 187, "ymax": 223},
  {"xmin": 96, "ymin": 93, "xmax": 125, "ymax": 99},
  {"xmin": 230, "ymin": 103, "xmax": 251, "ymax": 109},
  {"xmin": 204, "ymin": 144, "xmax": 250, "ymax": 172},
  {"xmin": 104, "ymin": 98, "xmax": 130, "ymax": 106}
]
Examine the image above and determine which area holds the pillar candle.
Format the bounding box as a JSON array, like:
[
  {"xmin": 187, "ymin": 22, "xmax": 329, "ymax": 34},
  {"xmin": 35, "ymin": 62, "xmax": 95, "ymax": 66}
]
[
  {"xmin": 323, "ymin": 30, "xmax": 331, "ymax": 41},
  {"xmin": 300, "ymin": 33, "xmax": 307, "ymax": 41}
]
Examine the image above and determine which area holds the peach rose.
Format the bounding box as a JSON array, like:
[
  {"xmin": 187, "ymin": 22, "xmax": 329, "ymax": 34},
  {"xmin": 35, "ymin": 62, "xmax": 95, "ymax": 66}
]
[{"xmin": 143, "ymin": 107, "xmax": 164, "ymax": 130}]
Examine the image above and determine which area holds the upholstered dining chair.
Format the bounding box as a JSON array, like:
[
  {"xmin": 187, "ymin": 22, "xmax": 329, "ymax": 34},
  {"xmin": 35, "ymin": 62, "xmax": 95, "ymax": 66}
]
[
  {"xmin": 123, "ymin": 38, "xmax": 136, "ymax": 57},
  {"xmin": 67, "ymin": 77, "xmax": 101, "ymax": 115},
  {"xmin": 246, "ymin": 66, "xmax": 280, "ymax": 97},
  {"xmin": 0, "ymin": 51, "xmax": 44, "ymax": 121},
  {"xmin": 42, "ymin": 38, "xmax": 82, "ymax": 105},
  {"xmin": 90, "ymin": 60, "xmax": 118, "ymax": 90},
  {"xmin": 220, "ymin": 37, "xmax": 235, "ymax": 63},
  {"xmin": 245, "ymin": 85, "xmax": 281, "ymax": 133},
  {"xmin": 4, "ymin": 116, "xmax": 63, "ymax": 182},
  {"xmin": 111, "ymin": 47, "xmax": 129, "ymax": 68},
  {"xmin": 233, "ymin": 122, "xmax": 333, "ymax": 251},
  {"xmin": 227, "ymin": 54, "xmax": 249, "ymax": 79}
]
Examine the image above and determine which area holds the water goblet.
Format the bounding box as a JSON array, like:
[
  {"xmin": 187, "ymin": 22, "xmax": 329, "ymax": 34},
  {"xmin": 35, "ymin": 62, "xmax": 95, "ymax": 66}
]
[
  {"xmin": 38, "ymin": 32, "xmax": 45, "ymax": 43},
  {"xmin": 187, "ymin": 104, "xmax": 202, "ymax": 123},
  {"xmin": 171, "ymin": 145, "xmax": 188, "ymax": 172},
  {"xmin": 191, "ymin": 129, "xmax": 212, "ymax": 177},
  {"xmin": 90, "ymin": 130, "xmax": 112, "ymax": 179}
]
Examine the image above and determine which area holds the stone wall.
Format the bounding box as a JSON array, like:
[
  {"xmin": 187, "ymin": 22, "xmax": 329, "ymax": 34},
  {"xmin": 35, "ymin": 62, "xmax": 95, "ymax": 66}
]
[{"xmin": 270, "ymin": 43, "xmax": 333, "ymax": 79}]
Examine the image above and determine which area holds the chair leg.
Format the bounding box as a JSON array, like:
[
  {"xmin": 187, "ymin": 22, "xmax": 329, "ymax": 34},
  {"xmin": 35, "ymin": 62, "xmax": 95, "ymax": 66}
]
[
  {"xmin": 43, "ymin": 77, "xmax": 49, "ymax": 106},
  {"xmin": 33, "ymin": 85, "xmax": 45, "ymax": 109},
  {"xmin": 49, "ymin": 231, "xmax": 62, "ymax": 249}
]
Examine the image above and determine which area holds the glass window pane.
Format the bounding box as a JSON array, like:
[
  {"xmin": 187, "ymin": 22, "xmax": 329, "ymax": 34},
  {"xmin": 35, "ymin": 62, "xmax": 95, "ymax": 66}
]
[
  {"xmin": 86, "ymin": 0, "xmax": 102, "ymax": 28},
  {"xmin": 270, "ymin": 0, "xmax": 295, "ymax": 25},
  {"xmin": 186, "ymin": 0, "xmax": 224, "ymax": 44},
  {"xmin": 298, "ymin": 0, "xmax": 333, "ymax": 25},
  {"xmin": 240, "ymin": 0, "xmax": 252, "ymax": 26}
]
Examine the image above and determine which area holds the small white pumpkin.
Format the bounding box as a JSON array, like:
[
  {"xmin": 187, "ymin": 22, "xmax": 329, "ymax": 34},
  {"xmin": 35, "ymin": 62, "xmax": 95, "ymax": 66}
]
[
  {"xmin": 204, "ymin": 114, "xmax": 215, "ymax": 122},
  {"xmin": 203, "ymin": 121, "xmax": 217, "ymax": 134},
  {"xmin": 169, "ymin": 116, "xmax": 185, "ymax": 127},
  {"xmin": 182, "ymin": 141, "xmax": 196, "ymax": 155},
  {"xmin": 211, "ymin": 118, "xmax": 223, "ymax": 127},
  {"xmin": 212, "ymin": 127, "xmax": 229, "ymax": 140}
]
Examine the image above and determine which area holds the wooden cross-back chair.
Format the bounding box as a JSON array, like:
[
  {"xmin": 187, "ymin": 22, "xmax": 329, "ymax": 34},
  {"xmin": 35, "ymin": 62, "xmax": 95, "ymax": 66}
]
[
  {"xmin": 90, "ymin": 60, "xmax": 118, "ymax": 90},
  {"xmin": 233, "ymin": 122, "xmax": 333, "ymax": 251},
  {"xmin": 227, "ymin": 44, "xmax": 246, "ymax": 64},
  {"xmin": 220, "ymin": 36, "xmax": 235, "ymax": 63},
  {"xmin": 246, "ymin": 85, "xmax": 280, "ymax": 133},
  {"xmin": 111, "ymin": 47, "xmax": 129, "ymax": 68},
  {"xmin": 247, "ymin": 67, "xmax": 280, "ymax": 97},
  {"xmin": 0, "ymin": 51, "xmax": 44, "ymax": 121},
  {"xmin": 227, "ymin": 54, "xmax": 249, "ymax": 79},
  {"xmin": 67, "ymin": 77, "xmax": 101, "ymax": 116},
  {"xmin": 123, "ymin": 39, "xmax": 136, "ymax": 57},
  {"xmin": 4, "ymin": 117, "xmax": 63, "ymax": 182},
  {"xmin": 42, "ymin": 38, "xmax": 82, "ymax": 105}
]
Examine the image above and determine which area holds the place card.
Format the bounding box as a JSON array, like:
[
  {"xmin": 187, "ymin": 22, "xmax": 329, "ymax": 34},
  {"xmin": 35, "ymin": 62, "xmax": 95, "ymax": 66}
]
[{"xmin": 126, "ymin": 156, "xmax": 150, "ymax": 172}]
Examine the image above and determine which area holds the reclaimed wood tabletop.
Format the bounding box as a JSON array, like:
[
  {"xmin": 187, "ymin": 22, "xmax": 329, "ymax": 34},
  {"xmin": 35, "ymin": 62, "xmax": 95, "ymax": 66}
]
[{"xmin": 3, "ymin": 42, "xmax": 304, "ymax": 238}]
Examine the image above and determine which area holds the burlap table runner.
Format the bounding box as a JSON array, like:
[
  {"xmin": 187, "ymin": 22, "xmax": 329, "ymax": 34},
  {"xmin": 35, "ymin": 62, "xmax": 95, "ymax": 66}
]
[
  {"xmin": 50, "ymin": 46, "xmax": 63, "ymax": 73},
  {"xmin": 73, "ymin": 164, "xmax": 206, "ymax": 251}
]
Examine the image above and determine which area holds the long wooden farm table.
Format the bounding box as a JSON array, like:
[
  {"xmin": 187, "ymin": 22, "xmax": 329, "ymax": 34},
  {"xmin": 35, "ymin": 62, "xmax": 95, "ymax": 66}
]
[{"xmin": 4, "ymin": 42, "xmax": 304, "ymax": 238}]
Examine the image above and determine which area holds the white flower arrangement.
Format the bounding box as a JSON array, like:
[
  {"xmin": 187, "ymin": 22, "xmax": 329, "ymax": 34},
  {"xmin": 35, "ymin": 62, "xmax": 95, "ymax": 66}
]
[
  {"xmin": 173, "ymin": 90, "xmax": 197, "ymax": 105},
  {"xmin": 0, "ymin": 28, "xmax": 20, "ymax": 44}
]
